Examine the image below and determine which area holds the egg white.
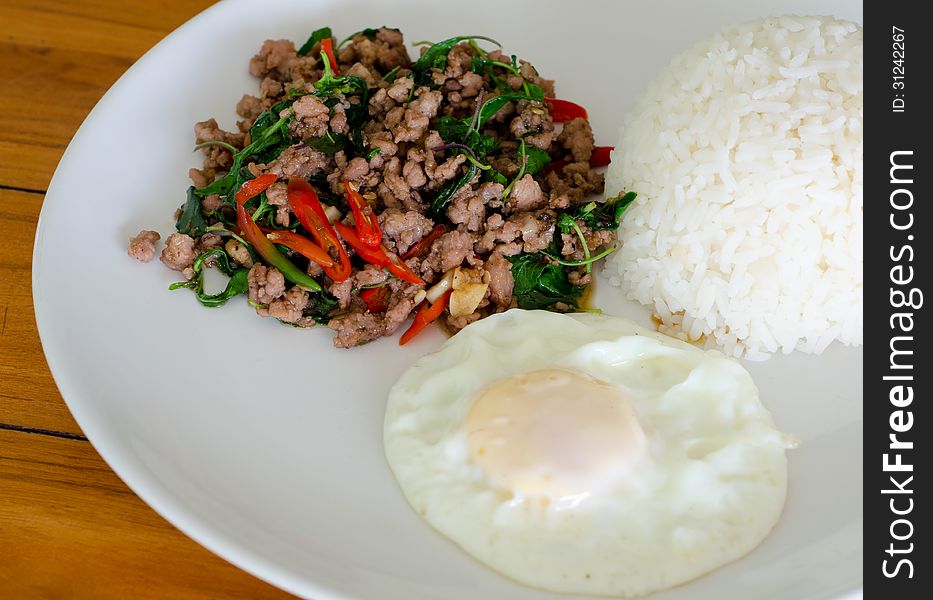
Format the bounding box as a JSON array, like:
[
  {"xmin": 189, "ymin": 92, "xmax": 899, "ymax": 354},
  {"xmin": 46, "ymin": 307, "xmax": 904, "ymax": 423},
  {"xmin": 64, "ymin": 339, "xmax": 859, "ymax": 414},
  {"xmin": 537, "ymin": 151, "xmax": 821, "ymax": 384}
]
[{"xmin": 384, "ymin": 309, "xmax": 794, "ymax": 597}]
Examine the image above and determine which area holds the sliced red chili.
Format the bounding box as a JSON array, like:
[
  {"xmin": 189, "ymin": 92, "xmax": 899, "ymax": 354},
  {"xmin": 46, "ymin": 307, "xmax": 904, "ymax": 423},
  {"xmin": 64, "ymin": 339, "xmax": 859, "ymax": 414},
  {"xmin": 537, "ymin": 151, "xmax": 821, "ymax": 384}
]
[
  {"xmin": 359, "ymin": 286, "xmax": 389, "ymax": 312},
  {"xmin": 344, "ymin": 180, "xmax": 382, "ymax": 248},
  {"xmin": 321, "ymin": 37, "xmax": 340, "ymax": 76},
  {"xmin": 288, "ymin": 177, "xmax": 329, "ymax": 221},
  {"xmin": 287, "ymin": 177, "xmax": 352, "ymax": 282},
  {"xmin": 235, "ymin": 173, "xmax": 278, "ymax": 204},
  {"xmin": 401, "ymin": 224, "xmax": 447, "ymax": 260},
  {"xmin": 333, "ymin": 222, "xmax": 388, "ymax": 265},
  {"xmin": 544, "ymin": 98, "xmax": 588, "ymax": 122},
  {"xmin": 399, "ymin": 290, "xmax": 451, "ymax": 345},
  {"xmin": 262, "ymin": 229, "xmax": 335, "ymax": 268},
  {"xmin": 383, "ymin": 252, "xmax": 426, "ymax": 286},
  {"xmin": 334, "ymin": 222, "xmax": 426, "ymax": 286},
  {"xmin": 234, "ymin": 176, "xmax": 323, "ymax": 292},
  {"xmin": 590, "ymin": 146, "xmax": 613, "ymax": 168}
]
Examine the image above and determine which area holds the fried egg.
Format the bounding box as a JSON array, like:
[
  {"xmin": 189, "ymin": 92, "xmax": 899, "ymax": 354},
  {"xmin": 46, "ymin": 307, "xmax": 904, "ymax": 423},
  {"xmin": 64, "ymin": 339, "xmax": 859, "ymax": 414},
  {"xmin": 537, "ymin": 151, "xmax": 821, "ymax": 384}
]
[{"xmin": 384, "ymin": 310, "xmax": 795, "ymax": 597}]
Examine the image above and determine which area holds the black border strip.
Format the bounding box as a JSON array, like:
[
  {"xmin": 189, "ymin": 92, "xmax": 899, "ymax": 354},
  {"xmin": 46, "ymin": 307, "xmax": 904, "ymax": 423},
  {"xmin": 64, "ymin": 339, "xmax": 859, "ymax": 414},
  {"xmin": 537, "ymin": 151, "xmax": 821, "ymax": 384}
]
[{"xmin": 865, "ymin": 3, "xmax": 927, "ymax": 596}]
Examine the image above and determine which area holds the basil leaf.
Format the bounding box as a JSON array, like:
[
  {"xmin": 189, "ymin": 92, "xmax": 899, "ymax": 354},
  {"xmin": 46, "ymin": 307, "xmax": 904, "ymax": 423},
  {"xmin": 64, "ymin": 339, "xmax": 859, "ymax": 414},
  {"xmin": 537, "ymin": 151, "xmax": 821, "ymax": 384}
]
[
  {"xmin": 572, "ymin": 191, "xmax": 637, "ymax": 231},
  {"xmin": 435, "ymin": 116, "xmax": 471, "ymax": 143},
  {"xmin": 196, "ymin": 249, "xmax": 239, "ymax": 277},
  {"xmin": 435, "ymin": 116, "xmax": 498, "ymax": 159},
  {"xmin": 176, "ymin": 186, "xmax": 208, "ymax": 237},
  {"xmin": 306, "ymin": 132, "xmax": 349, "ymax": 154},
  {"xmin": 383, "ymin": 65, "xmax": 401, "ymax": 84},
  {"xmin": 483, "ymin": 169, "xmax": 508, "ymax": 185},
  {"xmin": 169, "ymin": 249, "xmax": 250, "ymax": 307},
  {"xmin": 197, "ymin": 268, "xmax": 249, "ymax": 307},
  {"xmin": 297, "ymin": 27, "xmax": 333, "ymax": 56},
  {"xmin": 337, "ymin": 27, "xmax": 381, "ymax": 50},
  {"xmin": 306, "ymin": 291, "xmax": 339, "ymax": 324},
  {"xmin": 411, "ymin": 35, "xmax": 500, "ymax": 83},
  {"xmin": 518, "ymin": 144, "xmax": 551, "ymax": 175},
  {"xmin": 507, "ymin": 253, "xmax": 583, "ymax": 310},
  {"xmin": 196, "ymin": 100, "xmax": 297, "ymax": 199},
  {"xmin": 521, "ymin": 81, "xmax": 545, "ymax": 101},
  {"xmin": 431, "ymin": 162, "xmax": 478, "ymax": 215},
  {"xmin": 457, "ymin": 91, "xmax": 539, "ymax": 133},
  {"xmin": 314, "ymin": 72, "xmax": 369, "ymax": 99}
]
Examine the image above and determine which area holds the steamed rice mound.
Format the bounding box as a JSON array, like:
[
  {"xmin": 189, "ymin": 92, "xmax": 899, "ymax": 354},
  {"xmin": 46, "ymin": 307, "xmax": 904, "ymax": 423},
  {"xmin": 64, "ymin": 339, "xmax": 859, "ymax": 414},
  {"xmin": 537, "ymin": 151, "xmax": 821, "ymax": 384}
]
[{"xmin": 605, "ymin": 15, "xmax": 862, "ymax": 360}]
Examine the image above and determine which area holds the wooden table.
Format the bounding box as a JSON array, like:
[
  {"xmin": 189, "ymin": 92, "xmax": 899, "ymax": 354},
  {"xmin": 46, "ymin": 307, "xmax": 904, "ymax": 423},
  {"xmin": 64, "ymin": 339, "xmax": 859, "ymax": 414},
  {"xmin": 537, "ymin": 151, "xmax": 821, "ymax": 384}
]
[{"xmin": 0, "ymin": 1, "xmax": 294, "ymax": 596}]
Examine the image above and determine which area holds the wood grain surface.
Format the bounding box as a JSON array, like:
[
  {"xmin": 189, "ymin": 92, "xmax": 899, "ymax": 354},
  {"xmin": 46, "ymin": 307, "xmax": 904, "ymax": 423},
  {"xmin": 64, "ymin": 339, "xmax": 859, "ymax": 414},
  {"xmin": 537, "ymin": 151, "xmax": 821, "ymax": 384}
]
[{"xmin": 0, "ymin": 1, "xmax": 294, "ymax": 597}]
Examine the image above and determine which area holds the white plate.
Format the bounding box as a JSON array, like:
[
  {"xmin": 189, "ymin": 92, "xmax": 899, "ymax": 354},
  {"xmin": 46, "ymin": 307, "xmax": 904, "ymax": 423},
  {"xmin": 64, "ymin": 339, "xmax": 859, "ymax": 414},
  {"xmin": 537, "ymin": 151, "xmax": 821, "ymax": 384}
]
[{"xmin": 33, "ymin": 0, "xmax": 863, "ymax": 598}]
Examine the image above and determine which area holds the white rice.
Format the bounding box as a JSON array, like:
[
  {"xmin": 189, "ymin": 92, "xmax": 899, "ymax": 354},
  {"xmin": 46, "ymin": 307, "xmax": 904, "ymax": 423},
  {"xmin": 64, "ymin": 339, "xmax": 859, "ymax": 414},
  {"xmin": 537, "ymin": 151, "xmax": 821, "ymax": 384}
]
[{"xmin": 605, "ymin": 15, "xmax": 862, "ymax": 360}]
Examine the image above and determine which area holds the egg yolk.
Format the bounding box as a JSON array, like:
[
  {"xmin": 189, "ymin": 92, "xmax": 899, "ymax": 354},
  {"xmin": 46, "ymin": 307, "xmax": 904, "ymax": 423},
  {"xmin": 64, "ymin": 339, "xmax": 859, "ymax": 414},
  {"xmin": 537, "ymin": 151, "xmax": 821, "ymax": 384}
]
[{"xmin": 464, "ymin": 368, "xmax": 646, "ymax": 500}]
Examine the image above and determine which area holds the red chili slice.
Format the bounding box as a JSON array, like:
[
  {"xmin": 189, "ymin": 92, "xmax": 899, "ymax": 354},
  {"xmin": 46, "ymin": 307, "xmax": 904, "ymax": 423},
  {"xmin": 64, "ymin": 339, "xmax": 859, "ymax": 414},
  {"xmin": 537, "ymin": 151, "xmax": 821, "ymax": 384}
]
[
  {"xmin": 334, "ymin": 222, "xmax": 426, "ymax": 286},
  {"xmin": 383, "ymin": 251, "xmax": 426, "ymax": 286},
  {"xmin": 344, "ymin": 180, "xmax": 382, "ymax": 248},
  {"xmin": 589, "ymin": 146, "xmax": 613, "ymax": 168},
  {"xmin": 359, "ymin": 286, "xmax": 389, "ymax": 312},
  {"xmin": 399, "ymin": 290, "xmax": 451, "ymax": 345},
  {"xmin": 234, "ymin": 176, "xmax": 323, "ymax": 291},
  {"xmin": 321, "ymin": 37, "xmax": 340, "ymax": 75},
  {"xmin": 332, "ymin": 221, "xmax": 386, "ymax": 263},
  {"xmin": 401, "ymin": 224, "xmax": 447, "ymax": 260},
  {"xmin": 287, "ymin": 177, "xmax": 352, "ymax": 282},
  {"xmin": 235, "ymin": 173, "xmax": 277, "ymax": 204},
  {"xmin": 263, "ymin": 229, "xmax": 335, "ymax": 268}
]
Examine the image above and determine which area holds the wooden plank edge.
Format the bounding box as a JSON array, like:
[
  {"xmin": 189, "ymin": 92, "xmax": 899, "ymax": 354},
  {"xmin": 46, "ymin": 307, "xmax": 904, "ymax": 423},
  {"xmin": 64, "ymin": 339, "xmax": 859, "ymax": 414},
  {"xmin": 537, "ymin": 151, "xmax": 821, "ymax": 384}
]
[
  {"xmin": 0, "ymin": 183, "xmax": 45, "ymax": 195},
  {"xmin": 0, "ymin": 422, "xmax": 88, "ymax": 441}
]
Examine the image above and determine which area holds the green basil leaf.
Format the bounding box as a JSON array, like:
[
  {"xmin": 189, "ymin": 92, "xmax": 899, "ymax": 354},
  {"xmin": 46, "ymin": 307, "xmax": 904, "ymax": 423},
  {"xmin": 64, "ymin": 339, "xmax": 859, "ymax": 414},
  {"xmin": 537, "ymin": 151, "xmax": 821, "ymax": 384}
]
[
  {"xmin": 435, "ymin": 116, "xmax": 471, "ymax": 143},
  {"xmin": 306, "ymin": 291, "xmax": 339, "ymax": 324},
  {"xmin": 196, "ymin": 100, "xmax": 296, "ymax": 199},
  {"xmin": 176, "ymin": 186, "xmax": 208, "ymax": 237},
  {"xmin": 518, "ymin": 144, "xmax": 551, "ymax": 175},
  {"xmin": 337, "ymin": 27, "xmax": 381, "ymax": 50},
  {"xmin": 507, "ymin": 253, "xmax": 583, "ymax": 310},
  {"xmin": 411, "ymin": 35, "xmax": 500, "ymax": 83},
  {"xmin": 475, "ymin": 92, "xmax": 538, "ymax": 127},
  {"xmin": 435, "ymin": 116, "xmax": 497, "ymax": 159},
  {"xmin": 169, "ymin": 249, "xmax": 250, "ymax": 307},
  {"xmin": 431, "ymin": 162, "xmax": 478, "ymax": 215},
  {"xmin": 572, "ymin": 191, "xmax": 637, "ymax": 231},
  {"xmin": 306, "ymin": 132, "xmax": 349, "ymax": 154},
  {"xmin": 314, "ymin": 73, "xmax": 369, "ymax": 99},
  {"xmin": 383, "ymin": 65, "xmax": 401, "ymax": 83},
  {"xmin": 297, "ymin": 27, "xmax": 333, "ymax": 56}
]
